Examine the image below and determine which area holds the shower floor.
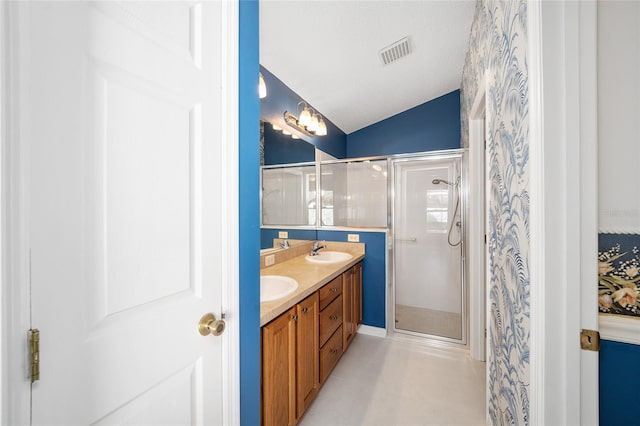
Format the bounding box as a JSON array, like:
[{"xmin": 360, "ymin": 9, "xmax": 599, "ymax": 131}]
[{"xmin": 395, "ymin": 304, "xmax": 462, "ymax": 340}]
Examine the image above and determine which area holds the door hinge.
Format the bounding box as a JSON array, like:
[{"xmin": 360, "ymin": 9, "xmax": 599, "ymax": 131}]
[
  {"xmin": 580, "ymin": 329, "xmax": 600, "ymax": 352},
  {"xmin": 29, "ymin": 328, "xmax": 40, "ymax": 383}
]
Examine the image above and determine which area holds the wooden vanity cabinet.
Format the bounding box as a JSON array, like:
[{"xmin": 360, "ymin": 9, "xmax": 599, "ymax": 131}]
[
  {"xmin": 261, "ymin": 307, "xmax": 296, "ymax": 426},
  {"xmin": 261, "ymin": 293, "xmax": 319, "ymax": 426},
  {"xmin": 343, "ymin": 262, "xmax": 363, "ymax": 351},
  {"xmin": 261, "ymin": 263, "xmax": 363, "ymax": 424}
]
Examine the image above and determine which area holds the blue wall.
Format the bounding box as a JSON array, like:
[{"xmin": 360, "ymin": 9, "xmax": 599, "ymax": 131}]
[
  {"xmin": 346, "ymin": 90, "xmax": 461, "ymax": 157},
  {"xmin": 260, "ymin": 66, "xmax": 347, "ymax": 159},
  {"xmin": 263, "ymin": 122, "xmax": 315, "ymax": 165},
  {"xmin": 238, "ymin": 1, "xmax": 260, "ymax": 424},
  {"xmin": 261, "ymin": 228, "xmax": 387, "ymax": 328},
  {"xmin": 316, "ymin": 230, "xmax": 387, "ymax": 328},
  {"xmin": 600, "ymin": 340, "xmax": 640, "ymax": 425}
]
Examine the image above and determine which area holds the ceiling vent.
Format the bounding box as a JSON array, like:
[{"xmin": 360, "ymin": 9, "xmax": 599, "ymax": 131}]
[{"xmin": 379, "ymin": 36, "xmax": 411, "ymax": 65}]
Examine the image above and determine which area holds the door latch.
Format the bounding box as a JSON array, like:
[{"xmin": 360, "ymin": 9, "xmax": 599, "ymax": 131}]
[{"xmin": 580, "ymin": 329, "xmax": 600, "ymax": 352}]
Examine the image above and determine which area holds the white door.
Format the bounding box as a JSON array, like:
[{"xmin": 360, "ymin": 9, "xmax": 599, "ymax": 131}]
[{"xmin": 13, "ymin": 1, "xmax": 233, "ymax": 424}]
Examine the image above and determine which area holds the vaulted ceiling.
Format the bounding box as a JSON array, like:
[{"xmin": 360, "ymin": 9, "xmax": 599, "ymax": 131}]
[{"xmin": 260, "ymin": 0, "xmax": 476, "ymax": 134}]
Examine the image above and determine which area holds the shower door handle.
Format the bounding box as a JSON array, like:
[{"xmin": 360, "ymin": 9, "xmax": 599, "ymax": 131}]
[{"xmin": 396, "ymin": 237, "xmax": 417, "ymax": 242}]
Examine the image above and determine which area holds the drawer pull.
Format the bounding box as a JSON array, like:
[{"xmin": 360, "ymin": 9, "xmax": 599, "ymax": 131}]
[
  {"xmin": 330, "ymin": 315, "xmax": 338, "ymax": 321},
  {"xmin": 331, "ymin": 288, "xmax": 338, "ymax": 293}
]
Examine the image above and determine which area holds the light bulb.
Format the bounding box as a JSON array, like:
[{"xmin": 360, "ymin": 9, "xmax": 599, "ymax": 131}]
[
  {"xmin": 291, "ymin": 134, "xmax": 300, "ymax": 139},
  {"xmin": 307, "ymin": 114, "xmax": 319, "ymax": 132},
  {"xmin": 272, "ymin": 124, "xmax": 282, "ymax": 131},
  {"xmin": 259, "ymin": 73, "xmax": 267, "ymax": 99},
  {"xmin": 282, "ymin": 129, "xmax": 291, "ymax": 135},
  {"xmin": 316, "ymin": 118, "xmax": 327, "ymax": 136},
  {"xmin": 298, "ymin": 107, "xmax": 312, "ymax": 127}
]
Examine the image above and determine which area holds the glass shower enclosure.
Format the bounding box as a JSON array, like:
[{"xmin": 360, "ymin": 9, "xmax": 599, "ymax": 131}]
[{"xmin": 391, "ymin": 152, "xmax": 466, "ymax": 344}]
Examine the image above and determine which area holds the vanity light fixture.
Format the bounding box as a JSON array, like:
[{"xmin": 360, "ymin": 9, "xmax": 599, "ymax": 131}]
[
  {"xmin": 283, "ymin": 101, "xmax": 328, "ymax": 137},
  {"xmin": 259, "ymin": 72, "xmax": 267, "ymax": 99}
]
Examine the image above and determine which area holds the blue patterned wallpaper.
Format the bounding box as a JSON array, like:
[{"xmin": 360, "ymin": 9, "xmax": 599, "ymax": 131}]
[{"xmin": 461, "ymin": 1, "xmax": 530, "ymax": 424}]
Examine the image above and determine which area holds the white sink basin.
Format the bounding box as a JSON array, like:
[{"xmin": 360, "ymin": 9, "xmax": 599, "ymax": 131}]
[
  {"xmin": 260, "ymin": 275, "xmax": 299, "ymax": 302},
  {"xmin": 305, "ymin": 251, "xmax": 353, "ymax": 264}
]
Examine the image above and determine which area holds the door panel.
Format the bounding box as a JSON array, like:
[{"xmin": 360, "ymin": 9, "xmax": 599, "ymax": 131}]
[
  {"xmin": 21, "ymin": 2, "xmax": 226, "ymax": 424},
  {"xmin": 393, "ymin": 157, "xmax": 465, "ymax": 343}
]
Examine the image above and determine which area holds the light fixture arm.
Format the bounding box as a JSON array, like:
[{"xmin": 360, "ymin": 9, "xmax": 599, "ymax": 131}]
[{"xmin": 284, "ymin": 111, "xmax": 314, "ymax": 137}]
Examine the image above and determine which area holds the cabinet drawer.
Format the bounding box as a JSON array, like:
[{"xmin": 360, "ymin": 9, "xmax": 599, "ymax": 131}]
[
  {"xmin": 319, "ymin": 294, "xmax": 343, "ymax": 347},
  {"xmin": 319, "ymin": 276, "xmax": 342, "ymax": 310},
  {"xmin": 320, "ymin": 325, "xmax": 343, "ymax": 384}
]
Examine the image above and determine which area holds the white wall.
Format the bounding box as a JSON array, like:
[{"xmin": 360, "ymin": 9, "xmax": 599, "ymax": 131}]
[{"xmin": 598, "ymin": 1, "xmax": 640, "ymax": 234}]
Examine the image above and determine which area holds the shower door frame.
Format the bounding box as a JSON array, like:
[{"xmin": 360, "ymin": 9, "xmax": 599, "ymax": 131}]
[{"xmin": 388, "ymin": 149, "xmax": 468, "ymax": 346}]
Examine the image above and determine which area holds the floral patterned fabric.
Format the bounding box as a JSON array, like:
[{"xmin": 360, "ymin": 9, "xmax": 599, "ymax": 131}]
[
  {"xmin": 461, "ymin": 1, "xmax": 530, "ymax": 424},
  {"xmin": 598, "ymin": 234, "xmax": 640, "ymax": 317}
]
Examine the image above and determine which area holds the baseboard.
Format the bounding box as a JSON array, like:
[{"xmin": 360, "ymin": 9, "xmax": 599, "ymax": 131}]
[
  {"xmin": 356, "ymin": 324, "xmax": 387, "ymax": 338},
  {"xmin": 599, "ymin": 314, "xmax": 640, "ymax": 345}
]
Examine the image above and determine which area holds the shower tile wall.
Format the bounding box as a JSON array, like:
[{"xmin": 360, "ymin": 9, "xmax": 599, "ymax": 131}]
[{"xmin": 461, "ymin": 0, "xmax": 530, "ymax": 424}]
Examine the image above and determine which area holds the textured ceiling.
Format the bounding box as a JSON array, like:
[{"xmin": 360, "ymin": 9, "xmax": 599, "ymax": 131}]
[{"xmin": 260, "ymin": 0, "xmax": 475, "ymax": 134}]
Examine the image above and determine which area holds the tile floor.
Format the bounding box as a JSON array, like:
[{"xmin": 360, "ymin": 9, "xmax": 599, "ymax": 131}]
[
  {"xmin": 299, "ymin": 333, "xmax": 486, "ymax": 426},
  {"xmin": 395, "ymin": 305, "xmax": 462, "ymax": 340}
]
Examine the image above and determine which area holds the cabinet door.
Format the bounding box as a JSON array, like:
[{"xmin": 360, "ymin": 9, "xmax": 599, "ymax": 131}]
[
  {"xmin": 296, "ymin": 293, "xmax": 319, "ymax": 418},
  {"xmin": 355, "ymin": 262, "xmax": 363, "ymax": 325},
  {"xmin": 262, "ymin": 307, "xmax": 296, "ymax": 426},
  {"xmin": 342, "ymin": 268, "xmax": 354, "ymax": 349}
]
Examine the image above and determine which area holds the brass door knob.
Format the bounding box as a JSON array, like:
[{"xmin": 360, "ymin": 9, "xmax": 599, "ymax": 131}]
[{"xmin": 198, "ymin": 313, "xmax": 226, "ymax": 337}]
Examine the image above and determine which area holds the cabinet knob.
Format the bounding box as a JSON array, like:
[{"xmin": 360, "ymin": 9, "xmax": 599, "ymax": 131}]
[
  {"xmin": 331, "ymin": 287, "xmax": 338, "ymax": 293},
  {"xmin": 331, "ymin": 348, "xmax": 339, "ymax": 354},
  {"xmin": 292, "ymin": 314, "xmax": 299, "ymax": 321},
  {"xmin": 330, "ymin": 315, "xmax": 338, "ymax": 321},
  {"xmin": 301, "ymin": 307, "xmax": 309, "ymax": 313}
]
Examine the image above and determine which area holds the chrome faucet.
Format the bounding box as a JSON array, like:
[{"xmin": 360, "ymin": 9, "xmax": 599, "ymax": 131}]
[
  {"xmin": 278, "ymin": 240, "xmax": 290, "ymax": 249},
  {"xmin": 309, "ymin": 241, "xmax": 326, "ymax": 256}
]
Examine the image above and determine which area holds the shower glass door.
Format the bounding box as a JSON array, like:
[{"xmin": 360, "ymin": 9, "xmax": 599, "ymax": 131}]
[{"xmin": 392, "ymin": 155, "xmax": 465, "ymax": 343}]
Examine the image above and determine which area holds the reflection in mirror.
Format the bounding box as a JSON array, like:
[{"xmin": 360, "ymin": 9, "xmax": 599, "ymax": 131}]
[
  {"xmin": 262, "ymin": 120, "xmax": 316, "ymax": 166},
  {"xmin": 262, "ymin": 164, "xmax": 317, "ymax": 226},
  {"xmin": 320, "ymin": 159, "xmax": 388, "ymax": 227},
  {"xmin": 260, "ymin": 239, "xmax": 312, "ymax": 255}
]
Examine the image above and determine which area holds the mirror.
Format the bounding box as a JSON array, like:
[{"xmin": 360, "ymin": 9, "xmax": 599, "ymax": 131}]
[
  {"xmin": 262, "ymin": 163, "xmax": 317, "ymax": 226},
  {"xmin": 261, "ymin": 120, "xmax": 316, "ymax": 166},
  {"xmin": 259, "ymin": 65, "xmax": 338, "ymax": 249}
]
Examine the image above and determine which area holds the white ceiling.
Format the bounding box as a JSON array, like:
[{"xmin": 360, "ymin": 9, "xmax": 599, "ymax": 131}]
[{"xmin": 260, "ymin": 0, "xmax": 476, "ymax": 134}]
